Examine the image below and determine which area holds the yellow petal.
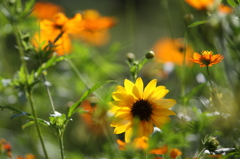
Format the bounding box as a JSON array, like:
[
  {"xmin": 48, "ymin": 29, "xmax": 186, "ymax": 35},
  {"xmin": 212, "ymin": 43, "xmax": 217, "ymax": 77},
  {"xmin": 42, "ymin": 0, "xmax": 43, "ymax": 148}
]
[
  {"xmin": 143, "ymin": 79, "xmax": 157, "ymax": 99},
  {"xmin": 152, "ymin": 108, "xmax": 176, "ymax": 116},
  {"xmin": 141, "ymin": 120, "xmax": 154, "ymax": 136},
  {"xmin": 135, "ymin": 77, "xmax": 144, "ymax": 97},
  {"xmin": 113, "ymin": 121, "xmax": 132, "ymax": 134},
  {"xmin": 125, "ymin": 127, "xmax": 133, "ymax": 143},
  {"xmin": 124, "ymin": 79, "xmax": 135, "ymax": 94},
  {"xmin": 116, "ymin": 86, "xmax": 126, "ymax": 93},
  {"xmin": 151, "ymin": 115, "xmax": 171, "ymax": 128},
  {"xmin": 155, "ymin": 99, "xmax": 177, "ymax": 108}
]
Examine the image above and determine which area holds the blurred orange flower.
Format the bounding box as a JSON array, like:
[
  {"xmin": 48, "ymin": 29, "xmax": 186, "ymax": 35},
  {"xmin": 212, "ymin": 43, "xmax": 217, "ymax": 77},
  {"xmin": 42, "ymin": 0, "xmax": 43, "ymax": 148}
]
[
  {"xmin": 117, "ymin": 137, "xmax": 168, "ymax": 155},
  {"xmin": 79, "ymin": 99, "xmax": 108, "ymax": 135},
  {"xmin": 185, "ymin": 0, "xmax": 232, "ymax": 13},
  {"xmin": 184, "ymin": 0, "xmax": 214, "ymax": 10},
  {"xmin": 16, "ymin": 154, "xmax": 36, "ymax": 159},
  {"xmin": 218, "ymin": 4, "xmax": 233, "ymax": 14},
  {"xmin": 170, "ymin": 148, "xmax": 182, "ymax": 159},
  {"xmin": 31, "ymin": 2, "xmax": 64, "ymax": 20},
  {"xmin": 190, "ymin": 51, "xmax": 224, "ymax": 67},
  {"xmin": 75, "ymin": 10, "xmax": 116, "ymax": 46},
  {"xmin": 153, "ymin": 38, "xmax": 194, "ymax": 66},
  {"xmin": 32, "ymin": 13, "xmax": 84, "ymax": 55}
]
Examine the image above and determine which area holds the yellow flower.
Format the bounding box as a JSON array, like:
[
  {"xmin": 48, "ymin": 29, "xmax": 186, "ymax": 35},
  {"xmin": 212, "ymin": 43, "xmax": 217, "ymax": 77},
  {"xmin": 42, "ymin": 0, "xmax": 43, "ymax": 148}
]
[
  {"xmin": 190, "ymin": 51, "xmax": 224, "ymax": 67},
  {"xmin": 153, "ymin": 38, "xmax": 194, "ymax": 66},
  {"xmin": 109, "ymin": 77, "xmax": 176, "ymax": 142}
]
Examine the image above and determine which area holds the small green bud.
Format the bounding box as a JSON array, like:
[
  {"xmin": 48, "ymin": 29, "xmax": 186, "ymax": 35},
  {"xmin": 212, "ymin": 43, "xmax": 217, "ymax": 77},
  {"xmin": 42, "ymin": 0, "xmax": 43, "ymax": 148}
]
[
  {"xmin": 184, "ymin": 14, "xmax": 194, "ymax": 21},
  {"xmin": 145, "ymin": 51, "xmax": 155, "ymax": 59},
  {"xmin": 204, "ymin": 137, "xmax": 219, "ymax": 153},
  {"xmin": 8, "ymin": 0, "xmax": 15, "ymax": 5},
  {"xmin": 126, "ymin": 52, "xmax": 135, "ymax": 63}
]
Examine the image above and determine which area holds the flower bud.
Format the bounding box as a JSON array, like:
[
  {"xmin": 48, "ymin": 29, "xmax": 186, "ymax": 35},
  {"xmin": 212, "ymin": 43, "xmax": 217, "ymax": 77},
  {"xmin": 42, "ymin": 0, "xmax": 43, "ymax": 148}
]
[
  {"xmin": 126, "ymin": 52, "xmax": 135, "ymax": 63},
  {"xmin": 145, "ymin": 51, "xmax": 154, "ymax": 59},
  {"xmin": 204, "ymin": 137, "xmax": 219, "ymax": 153}
]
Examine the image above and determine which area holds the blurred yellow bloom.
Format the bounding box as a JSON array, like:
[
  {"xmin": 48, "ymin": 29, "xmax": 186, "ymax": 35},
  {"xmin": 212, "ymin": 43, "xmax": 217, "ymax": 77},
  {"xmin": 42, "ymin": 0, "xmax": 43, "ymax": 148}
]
[
  {"xmin": 32, "ymin": 13, "xmax": 84, "ymax": 55},
  {"xmin": 190, "ymin": 51, "xmax": 224, "ymax": 67},
  {"xmin": 153, "ymin": 38, "xmax": 194, "ymax": 66},
  {"xmin": 75, "ymin": 10, "xmax": 116, "ymax": 46},
  {"xmin": 184, "ymin": 0, "xmax": 214, "ymax": 10},
  {"xmin": 109, "ymin": 77, "xmax": 176, "ymax": 142},
  {"xmin": 170, "ymin": 148, "xmax": 182, "ymax": 159},
  {"xmin": 31, "ymin": 2, "xmax": 64, "ymax": 20}
]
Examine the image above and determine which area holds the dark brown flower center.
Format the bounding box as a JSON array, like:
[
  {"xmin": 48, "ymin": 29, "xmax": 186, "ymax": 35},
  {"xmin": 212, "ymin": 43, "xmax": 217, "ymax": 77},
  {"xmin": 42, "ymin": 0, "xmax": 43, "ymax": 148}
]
[{"xmin": 131, "ymin": 99, "xmax": 153, "ymax": 121}]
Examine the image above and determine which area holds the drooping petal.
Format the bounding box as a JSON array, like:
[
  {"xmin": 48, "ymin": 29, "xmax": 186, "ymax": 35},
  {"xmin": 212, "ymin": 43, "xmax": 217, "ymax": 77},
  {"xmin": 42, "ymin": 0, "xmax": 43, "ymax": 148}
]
[
  {"xmin": 151, "ymin": 115, "xmax": 171, "ymax": 128},
  {"xmin": 125, "ymin": 127, "xmax": 133, "ymax": 143},
  {"xmin": 113, "ymin": 121, "xmax": 132, "ymax": 134}
]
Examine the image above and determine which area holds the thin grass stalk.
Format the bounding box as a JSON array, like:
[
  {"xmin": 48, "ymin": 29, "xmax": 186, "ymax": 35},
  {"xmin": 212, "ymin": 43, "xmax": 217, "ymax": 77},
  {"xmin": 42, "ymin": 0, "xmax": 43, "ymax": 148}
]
[{"xmin": 14, "ymin": 25, "xmax": 49, "ymax": 159}]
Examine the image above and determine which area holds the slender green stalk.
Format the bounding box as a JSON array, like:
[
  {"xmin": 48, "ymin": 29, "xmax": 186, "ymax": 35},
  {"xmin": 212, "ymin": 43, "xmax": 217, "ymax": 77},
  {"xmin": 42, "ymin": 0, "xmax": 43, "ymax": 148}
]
[
  {"xmin": 161, "ymin": 0, "xmax": 174, "ymax": 38},
  {"xmin": 41, "ymin": 74, "xmax": 56, "ymax": 112},
  {"xmin": 59, "ymin": 134, "xmax": 65, "ymax": 159},
  {"xmin": 197, "ymin": 147, "xmax": 206, "ymax": 159},
  {"xmin": 67, "ymin": 59, "xmax": 103, "ymax": 101},
  {"xmin": 14, "ymin": 25, "xmax": 49, "ymax": 159},
  {"xmin": 28, "ymin": 91, "xmax": 49, "ymax": 159}
]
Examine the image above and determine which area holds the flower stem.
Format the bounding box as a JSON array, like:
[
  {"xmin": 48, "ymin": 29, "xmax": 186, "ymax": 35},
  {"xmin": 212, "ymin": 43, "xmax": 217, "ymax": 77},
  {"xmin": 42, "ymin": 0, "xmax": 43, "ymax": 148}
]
[
  {"xmin": 41, "ymin": 74, "xmax": 56, "ymax": 113},
  {"xmin": 197, "ymin": 147, "xmax": 206, "ymax": 159},
  {"xmin": 14, "ymin": 25, "xmax": 49, "ymax": 159},
  {"xmin": 59, "ymin": 134, "xmax": 65, "ymax": 159},
  {"xmin": 28, "ymin": 91, "xmax": 49, "ymax": 159}
]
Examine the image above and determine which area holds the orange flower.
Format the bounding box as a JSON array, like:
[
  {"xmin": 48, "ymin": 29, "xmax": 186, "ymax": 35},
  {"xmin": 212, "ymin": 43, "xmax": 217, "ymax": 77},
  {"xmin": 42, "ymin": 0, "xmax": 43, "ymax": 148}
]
[
  {"xmin": 117, "ymin": 137, "xmax": 168, "ymax": 155},
  {"xmin": 75, "ymin": 10, "xmax": 116, "ymax": 46},
  {"xmin": 31, "ymin": 2, "xmax": 64, "ymax": 20},
  {"xmin": 218, "ymin": 4, "xmax": 233, "ymax": 14},
  {"xmin": 32, "ymin": 13, "xmax": 84, "ymax": 55},
  {"xmin": 170, "ymin": 148, "xmax": 182, "ymax": 159},
  {"xmin": 184, "ymin": 0, "xmax": 214, "ymax": 10},
  {"xmin": 153, "ymin": 38, "xmax": 194, "ymax": 66},
  {"xmin": 190, "ymin": 51, "xmax": 224, "ymax": 67},
  {"xmin": 79, "ymin": 99, "xmax": 108, "ymax": 135},
  {"xmin": 16, "ymin": 154, "xmax": 36, "ymax": 159}
]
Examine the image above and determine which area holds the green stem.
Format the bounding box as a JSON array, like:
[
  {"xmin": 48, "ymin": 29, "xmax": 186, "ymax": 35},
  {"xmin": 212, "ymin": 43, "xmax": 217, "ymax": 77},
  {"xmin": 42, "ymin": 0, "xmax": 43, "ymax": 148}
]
[
  {"xmin": 67, "ymin": 59, "xmax": 103, "ymax": 101},
  {"xmin": 206, "ymin": 66, "xmax": 214, "ymax": 92},
  {"xmin": 41, "ymin": 74, "xmax": 56, "ymax": 113},
  {"xmin": 197, "ymin": 147, "xmax": 206, "ymax": 159},
  {"xmin": 59, "ymin": 134, "xmax": 65, "ymax": 159},
  {"xmin": 28, "ymin": 91, "xmax": 49, "ymax": 159},
  {"xmin": 14, "ymin": 25, "xmax": 49, "ymax": 159}
]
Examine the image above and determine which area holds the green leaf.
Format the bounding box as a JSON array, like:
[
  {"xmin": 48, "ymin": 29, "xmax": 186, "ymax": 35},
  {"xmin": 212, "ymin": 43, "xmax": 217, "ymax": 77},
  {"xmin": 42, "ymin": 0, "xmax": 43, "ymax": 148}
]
[
  {"xmin": 35, "ymin": 54, "xmax": 68, "ymax": 78},
  {"xmin": 188, "ymin": 20, "xmax": 208, "ymax": 27},
  {"xmin": 67, "ymin": 80, "xmax": 114, "ymax": 118},
  {"xmin": 227, "ymin": 0, "xmax": 238, "ymax": 7},
  {"xmin": 0, "ymin": 105, "xmax": 31, "ymax": 119},
  {"xmin": 22, "ymin": 118, "xmax": 50, "ymax": 129},
  {"xmin": 182, "ymin": 83, "xmax": 206, "ymax": 105}
]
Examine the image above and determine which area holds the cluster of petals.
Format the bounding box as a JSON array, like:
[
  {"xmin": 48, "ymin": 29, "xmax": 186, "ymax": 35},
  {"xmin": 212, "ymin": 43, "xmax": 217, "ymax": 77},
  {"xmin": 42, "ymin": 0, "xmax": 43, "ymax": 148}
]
[
  {"xmin": 190, "ymin": 50, "xmax": 224, "ymax": 67},
  {"xmin": 31, "ymin": 2, "xmax": 116, "ymax": 56},
  {"xmin": 109, "ymin": 77, "xmax": 176, "ymax": 142}
]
